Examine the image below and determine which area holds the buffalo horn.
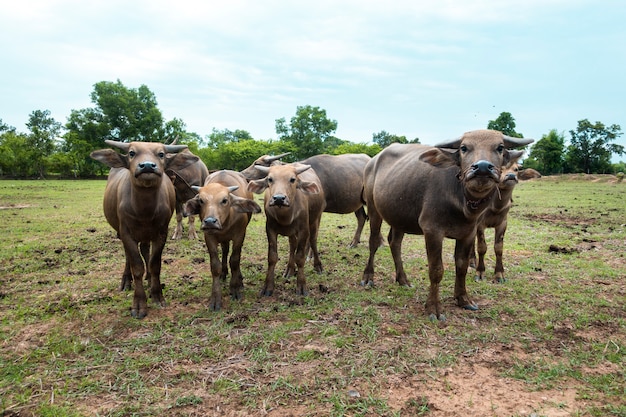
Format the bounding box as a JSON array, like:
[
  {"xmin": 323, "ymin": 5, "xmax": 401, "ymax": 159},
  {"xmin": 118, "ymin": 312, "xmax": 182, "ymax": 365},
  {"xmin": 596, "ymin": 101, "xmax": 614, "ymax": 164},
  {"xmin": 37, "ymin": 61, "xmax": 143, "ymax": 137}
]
[
  {"xmin": 163, "ymin": 144, "xmax": 188, "ymax": 153},
  {"xmin": 264, "ymin": 152, "xmax": 290, "ymax": 163},
  {"xmin": 502, "ymin": 135, "xmax": 534, "ymax": 148},
  {"xmin": 295, "ymin": 164, "xmax": 311, "ymax": 175}
]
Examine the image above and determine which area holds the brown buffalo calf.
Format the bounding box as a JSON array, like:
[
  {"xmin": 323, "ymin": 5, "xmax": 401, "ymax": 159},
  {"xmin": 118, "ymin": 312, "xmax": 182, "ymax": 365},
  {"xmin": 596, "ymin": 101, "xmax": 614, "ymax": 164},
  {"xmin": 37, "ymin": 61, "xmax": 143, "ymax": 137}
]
[
  {"xmin": 470, "ymin": 163, "xmax": 520, "ymax": 282},
  {"xmin": 90, "ymin": 140, "xmax": 197, "ymax": 319},
  {"xmin": 247, "ymin": 163, "xmax": 325, "ymax": 296},
  {"xmin": 167, "ymin": 149, "xmax": 209, "ymax": 240},
  {"xmin": 184, "ymin": 170, "xmax": 261, "ymax": 311}
]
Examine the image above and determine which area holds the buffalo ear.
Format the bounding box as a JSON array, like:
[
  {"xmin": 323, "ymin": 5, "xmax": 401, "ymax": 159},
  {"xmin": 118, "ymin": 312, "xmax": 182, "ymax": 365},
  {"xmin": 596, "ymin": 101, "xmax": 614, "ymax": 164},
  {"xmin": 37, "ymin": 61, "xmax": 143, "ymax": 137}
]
[
  {"xmin": 184, "ymin": 197, "xmax": 201, "ymax": 216},
  {"xmin": 419, "ymin": 148, "xmax": 459, "ymax": 168},
  {"xmin": 504, "ymin": 150, "xmax": 524, "ymax": 166},
  {"xmin": 165, "ymin": 151, "xmax": 200, "ymax": 172},
  {"xmin": 90, "ymin": 149, "xmax": 128, "ymax": 169},
  {"xmin": 231, "ymin": 195, "xmax": 262, "ymax": 213},
  {"xmin": 298, "ymin": 180, "xmax": 320, "ymax": 194},
  {"xmin": 247, "ymin": 179, "xmax": 268, "ymax": 194}
]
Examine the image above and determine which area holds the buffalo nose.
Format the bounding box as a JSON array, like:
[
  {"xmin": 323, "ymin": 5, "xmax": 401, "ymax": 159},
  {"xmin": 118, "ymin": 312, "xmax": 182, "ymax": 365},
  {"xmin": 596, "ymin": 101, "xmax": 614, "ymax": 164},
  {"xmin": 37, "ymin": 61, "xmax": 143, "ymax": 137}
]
[
  {"xmin": 138, "ymin": 161, "xmax": 157, "ymax": 170},
  {"xmin": 203, "ymin": 216, "xmax": 218, "ymax": 225},
  {"xmin": 271, "ymin": 194, "xmax": 286, "ymax": 206},
  {"xmin": 471, "ymin": 160, "xmax": 495, "ymax": 175},
  {"xmin": 504, "ymin": 173, "xmax": 517, "ymax": 181}
]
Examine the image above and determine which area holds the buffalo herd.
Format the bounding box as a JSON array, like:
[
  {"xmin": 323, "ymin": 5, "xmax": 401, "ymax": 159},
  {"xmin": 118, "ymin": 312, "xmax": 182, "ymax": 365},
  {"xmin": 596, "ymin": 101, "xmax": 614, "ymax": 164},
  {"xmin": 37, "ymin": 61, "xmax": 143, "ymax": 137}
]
[{"xmin": 91, "ymin": 129, "xmax": 533, "ymax": 320}]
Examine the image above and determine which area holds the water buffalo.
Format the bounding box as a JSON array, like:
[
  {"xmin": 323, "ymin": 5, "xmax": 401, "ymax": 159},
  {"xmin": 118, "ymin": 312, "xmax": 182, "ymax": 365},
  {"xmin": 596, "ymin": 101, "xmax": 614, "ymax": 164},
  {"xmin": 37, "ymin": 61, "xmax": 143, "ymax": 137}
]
[
  {"xmin": 90, "ymin": 140, "xmax": 198, "ymax": 318},
  {"xmin": 247, "ymin": 163, "xmax": 326, "ymax": 296},
  {"xmin": 361, "ymin": 130, "xmax": 533, "ymax": 320},
  {"xmin": 167, "ymin": 149, "xmax": 209, "ymax": 240},
  {"xmin": 184, "ymin": 170, "xmax": 261, "ymax": 311},
  {"xmin": 470, "ymin": 163, "xmax": 520, "ymax": 283},
  {"xmin": 242, "ymin": 153, "xmax": 376, "ymax": 248}
]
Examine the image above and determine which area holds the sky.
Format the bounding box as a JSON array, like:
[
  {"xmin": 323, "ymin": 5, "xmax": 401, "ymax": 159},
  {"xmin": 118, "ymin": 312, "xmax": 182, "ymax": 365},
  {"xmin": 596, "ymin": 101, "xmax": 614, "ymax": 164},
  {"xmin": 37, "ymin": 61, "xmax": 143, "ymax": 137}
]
[{"xmin": 1, "ymin": 0, "xmax": 625, "ymax": 159}]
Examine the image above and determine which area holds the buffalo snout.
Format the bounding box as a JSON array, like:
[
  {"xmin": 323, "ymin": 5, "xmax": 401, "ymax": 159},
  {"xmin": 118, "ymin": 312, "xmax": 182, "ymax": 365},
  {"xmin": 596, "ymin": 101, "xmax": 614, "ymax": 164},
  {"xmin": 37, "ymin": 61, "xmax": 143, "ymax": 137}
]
[
  {"xmin": 136, "ymin": 161, "xmax": 160, "ymax": 176},
  {"xmin": 202, "ymin": 216, "xmax": 222, "ymax": 230},
  {"xmin": 270, "ymin": 194, "xmax": 289, "ymax": 207},
  {"xmin": 468, "ymin": 160, "xmax": 498, "ymax": 181}
]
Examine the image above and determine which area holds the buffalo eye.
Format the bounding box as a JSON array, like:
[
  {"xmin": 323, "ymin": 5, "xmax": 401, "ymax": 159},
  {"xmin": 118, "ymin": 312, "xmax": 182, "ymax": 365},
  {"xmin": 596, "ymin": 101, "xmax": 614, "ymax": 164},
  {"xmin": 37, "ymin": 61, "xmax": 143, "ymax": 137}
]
[
  {"xmin": 221, "ymin": 197, "xmax": 228, "ymax": 205},
  {"xmin": 128, "ymin": 150, "xmax": 136, "ymax": 158},
  {"xmin": 460, "ymin": 145, "xmax": 468, "ymax": 153},
  {"xmin": 158, "ymin": 151, "xmax": 165, "ymax": 158},
  {"xmin": 496, "ymin": 144, "xmax": 504, "ymax": 153},
  {"xmin": 267, "ymin": 177, "xmax": 273, "ymax": 184},
  {"xmin": 197, "ymin": 196, "xmax": 204, "ymax": 205},
  {"xmin": 289, "ymin": 177, "xmax": 296, "ymax": 184}
]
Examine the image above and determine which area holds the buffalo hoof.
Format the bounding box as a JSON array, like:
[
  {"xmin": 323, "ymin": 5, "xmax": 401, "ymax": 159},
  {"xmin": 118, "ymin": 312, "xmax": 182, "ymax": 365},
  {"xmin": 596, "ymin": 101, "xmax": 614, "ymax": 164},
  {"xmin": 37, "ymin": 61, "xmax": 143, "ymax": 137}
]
[
  {"xmin": 131, "ymin": 309, "xmax": 147, "ymax": 319},
  {"xmin": 260, "ymin": 288, "xmax": 273, "ymax": 297},
  {"xmin": 474, "ymin": 275, "xmax": 483, "ymax": 282},
  {"xmin": 230, "ymin": 290, "xmax": 242, "ymax": 301},
  {"xmin": 296, "ymin": 288, "xmax": 308, "ymax": 296},
  {"xmin": 429, "ymin": 313, "xmax": 446, "ymax": 322},
  {"xmin": 209, "ymin": 297, "xmax": 222, "ymax": 312},
  {"xmin": 360, "ymin": 280, "xmax": 375, "ymax": 288},
  {"xmin": 495, "ymin": 277, "xmax": 507, "ymax": 283},
  {"xmin": 462, "ymin": 303, "xmax": 479, "ymax": 311}
]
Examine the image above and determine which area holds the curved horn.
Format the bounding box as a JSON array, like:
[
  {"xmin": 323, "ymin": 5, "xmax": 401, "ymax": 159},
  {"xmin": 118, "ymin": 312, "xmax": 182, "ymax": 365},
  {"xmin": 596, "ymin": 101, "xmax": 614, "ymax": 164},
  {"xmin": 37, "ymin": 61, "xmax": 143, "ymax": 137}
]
[
  {"xmin": 264, "ymin": 152, "xmax": 290, "ymax": 163},
  {"xmin": 163, "ymin": 144, "xmax": 188, "ymax": 153},
  {"xmin": 503, "ymin": 135, "xmax": 534, "ymax": 148},
  {"xmin": 228, "ymin": 185, "xmax": 239, "ymax": 192},
  {"xmin": 104, "ymin": 139, "xmax": 130, "ymax": 152},
  {"xmin": 168, "ymin": 135, "xmax": 179, "ymax": 145},
  {"xmin": 255, "ymin": 165, "xmax": 270, "ymax": 173},
  {"xmin": 295, "ymin": 164, "xmax": 311, "ymax": 175}
]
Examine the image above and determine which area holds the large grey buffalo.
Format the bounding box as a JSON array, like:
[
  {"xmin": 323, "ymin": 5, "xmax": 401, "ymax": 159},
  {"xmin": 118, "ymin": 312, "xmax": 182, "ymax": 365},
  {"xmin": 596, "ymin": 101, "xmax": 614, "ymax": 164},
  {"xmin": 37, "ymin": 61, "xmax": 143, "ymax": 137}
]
[
  {"xmin": 90, "ymin": 140, "xmax": 198, "ymax": 318},
  {"xmin": 167, "ymin": 149, "xmax": 209, "ymax": 240},
  {"xmin": 470, "ymin": 162, "xmax": 520, "ymax": 283},
  {"xmin": 361, "ymin": 130, "xmax": 533, "ymax": 320},
  {"xmin": 242, "ymin": 153, "xmax": 374, "ymax": 247},
  {"xmin": 248, "ymin": 163, "xmax": 326, "ymax": 296},
  {"xmin": 184, "ymin": 170, "xmax": 261, "ymax": 311}
]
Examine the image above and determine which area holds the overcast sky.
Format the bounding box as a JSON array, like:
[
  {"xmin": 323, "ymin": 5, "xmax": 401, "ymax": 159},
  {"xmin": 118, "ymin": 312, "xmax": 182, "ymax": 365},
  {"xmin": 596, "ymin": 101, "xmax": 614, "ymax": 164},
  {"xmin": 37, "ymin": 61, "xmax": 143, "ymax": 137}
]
[{"xmin": 1, "ymin": 0, "xmax": 625, "ymax": 156}]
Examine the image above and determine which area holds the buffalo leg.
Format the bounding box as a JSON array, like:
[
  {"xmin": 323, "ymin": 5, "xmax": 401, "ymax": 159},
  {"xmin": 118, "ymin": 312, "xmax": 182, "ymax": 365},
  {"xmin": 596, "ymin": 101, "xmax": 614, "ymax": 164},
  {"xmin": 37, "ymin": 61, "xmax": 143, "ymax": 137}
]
[
  {"xmin": 147, "ymin": 234, "xmax": 167, "ymax": 311},
  {"xmin": 308, "ymin": 216, "xmax": 323, "ymax": 274},
  {"xmin": 261, "ymin": 226, "xmax": 278, "ymax": 296},
  {"xmin": 187, "ymin": 214, "xmax": 198, "ymax": 240},
  {"xmin": 493, "ymin": 220, "xmax": 508, "ymax": 283},
  {"xmin": 229, "ymin": 234, "xmax": 246, "ymax": 301},
  {"xmin": 388, "ymin": 228, "xmax": 410, "ymax": 286},
  {"xmin": 348, "ymin": 207, "xmax": 367, "ymax": 248},
  {"xmin": 454, "ymin": 237, "xmax": 478, "ymax": 311},
  {"xmin": 220, "ymin": 241, "xmax": 230, "ymax": 281},
  {"xmin": 474, "ymin": 226, "xmax": 487, "ymax": 281},
  {"xmin": 362, "ymin": 208, "xmax": 383, "ymax": 286},
  {"xmin": 283, "ymin": 235, "xmax": 297, "ymax": 278},
  {"xmin": 121, "ymin": 235, "xmax": 148, "ymax": 319},
  {"xmin": 171, "ymin": 206, "xmax": 184, "ymax": 240},
  {"xmin": 120, "ymin": 258, "xmax": 132, "ymax": 291},
  {"xmin": 206, "ymin": 236, "xmax": 223, "ymax": 311},
  {"xmin": 294, "ymin": 232, "xmax": 309, "ymax": 296},
  {"xmin": 424, "ymin": 233, "xmax": 445, "ymax": 321}
]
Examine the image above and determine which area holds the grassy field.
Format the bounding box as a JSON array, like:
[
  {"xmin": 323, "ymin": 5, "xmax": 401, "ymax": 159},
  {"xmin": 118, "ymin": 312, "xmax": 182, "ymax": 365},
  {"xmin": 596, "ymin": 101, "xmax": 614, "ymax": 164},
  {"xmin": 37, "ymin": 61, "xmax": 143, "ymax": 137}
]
[{"xmin": 0, "ymin": 175, "xmax": 624, "ymax": 416}]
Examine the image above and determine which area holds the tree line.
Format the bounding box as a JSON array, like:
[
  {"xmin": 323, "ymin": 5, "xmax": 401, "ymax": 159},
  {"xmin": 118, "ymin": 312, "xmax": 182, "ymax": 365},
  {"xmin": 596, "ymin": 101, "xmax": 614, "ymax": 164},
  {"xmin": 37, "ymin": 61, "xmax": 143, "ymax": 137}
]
[{"xmin": 0, "ymin": 80, "xmax": 624, "ymax": 178}]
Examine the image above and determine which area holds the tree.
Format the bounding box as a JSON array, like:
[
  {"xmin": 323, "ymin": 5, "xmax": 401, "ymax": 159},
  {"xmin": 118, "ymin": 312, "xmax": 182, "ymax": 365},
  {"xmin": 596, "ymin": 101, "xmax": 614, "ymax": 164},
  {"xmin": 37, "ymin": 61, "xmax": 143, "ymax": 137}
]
[
  {"xmin": 372, "ymin": 130, "xmax": 419, "ymax": 148},
  {"xmin": 487, "ymin": 112, "xmax": 523, "ymax": 138},
  {"xmin": 26, "ymin": 109, "xmax": 62, "ymax": 178},
  {"xmin": 564, "ymin": 119, "xmax": 623, "ymax": 174},
  {"xmin": 0, "ymin": 130, "xmax": 30, "ymax": 177},
  {"xmin": 275, "ymin": 105, "xmax": 338, "ymax": 159},
  {"xmin": 91, "ymin": 80, "xmax": 164, "ymax": 142},
  {"xmin": 526, "ymin": 129, "xmax": 565, "ymax": 175}
]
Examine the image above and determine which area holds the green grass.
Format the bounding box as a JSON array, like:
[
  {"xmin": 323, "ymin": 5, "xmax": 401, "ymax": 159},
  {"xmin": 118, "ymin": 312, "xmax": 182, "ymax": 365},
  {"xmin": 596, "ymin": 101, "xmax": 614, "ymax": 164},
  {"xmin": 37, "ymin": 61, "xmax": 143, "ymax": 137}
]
[{"xmin": 0, "ymin": 175, "xmax": 625, "ymax": 416}]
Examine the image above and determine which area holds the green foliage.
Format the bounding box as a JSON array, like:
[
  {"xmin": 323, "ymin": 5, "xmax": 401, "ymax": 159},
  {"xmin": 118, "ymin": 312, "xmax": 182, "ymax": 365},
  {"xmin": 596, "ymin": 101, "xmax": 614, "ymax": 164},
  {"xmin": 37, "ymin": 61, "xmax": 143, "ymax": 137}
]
[
  {"xmin": 26, "ymin": 109, "xmax": 62, "ymax": 178},
  {"xmin": 372, "ymin": 130, "xmax": 419, "ymax": 148},
  {"xmin": 275, "ymin": 105, "xmax": 338, "ymax": 159},
  {"xmin": 525, "ymin": 129, "xmax": 565, "ymax": 174},
  {"xmin": 91, "ymin": 80, "xmax": 164, "ymax": 142},
  {"xmin": 330, "ymin": 141, "xmax": 382, "ymax": 157},
  {"xmin": 487, "ymin": 111, "xmax": 524, "ymax": 137},
  {"xmin": 564, "ymin": 119, "xmax": 624, "ymax": 174}
]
